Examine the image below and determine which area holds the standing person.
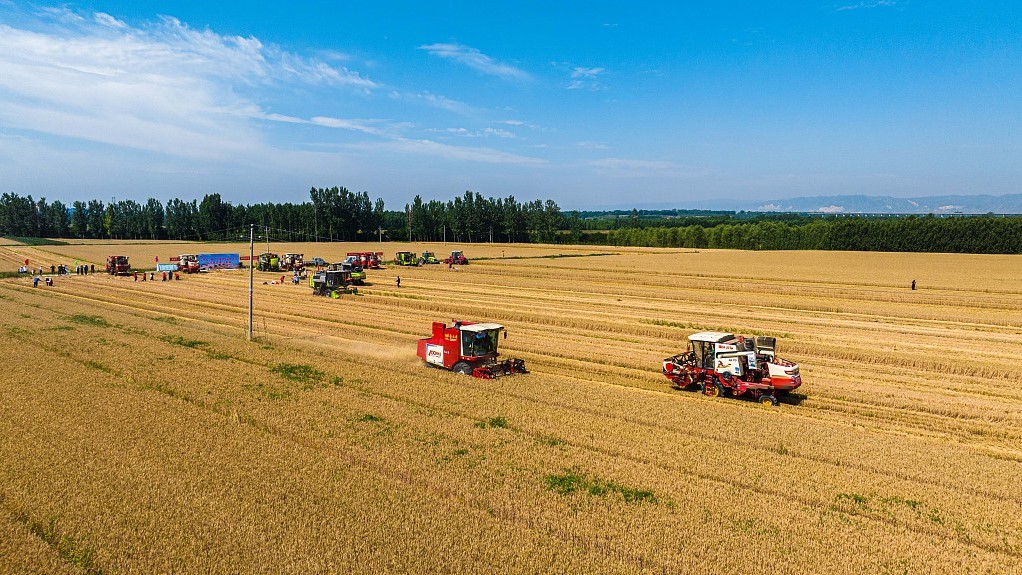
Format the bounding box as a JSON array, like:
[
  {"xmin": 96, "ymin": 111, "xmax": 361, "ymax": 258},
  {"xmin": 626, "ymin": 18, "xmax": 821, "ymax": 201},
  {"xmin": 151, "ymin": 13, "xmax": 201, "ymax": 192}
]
[
  {"xmin": 911, "ymin": 279, "xmax": 916, "ymax": 291},
  {"xmin": 133, "ymin": 271, "xmax": 138, "ymax": 282},
  {"xmin": 33, "ymin": 275, "xmax": 40, "ymax": 288},
  {"xmin": 396, "ymin": 276, "xmax": 401, "ymax": 288},
  {"xmin": 149, "ymin": 272, "xmax": 154, "ymax": 281},
  {"xmin": 90, "ymin": 264, "xmax": 94, "ymax": 274},
  {"xmin": 161, "ymin": 271, "xmax": 166, "ymax": 281},
  {"xmin": 50, "ymin": 264, "xmax": 55, "ymax": 274}
]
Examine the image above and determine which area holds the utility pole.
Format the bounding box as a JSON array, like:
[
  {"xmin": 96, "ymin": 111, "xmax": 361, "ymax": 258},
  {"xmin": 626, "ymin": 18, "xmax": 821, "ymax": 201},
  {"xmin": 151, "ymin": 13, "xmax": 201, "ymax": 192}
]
[{"xmin": 248, "ymin": 224, "xmax": 254, "ymax": 341}]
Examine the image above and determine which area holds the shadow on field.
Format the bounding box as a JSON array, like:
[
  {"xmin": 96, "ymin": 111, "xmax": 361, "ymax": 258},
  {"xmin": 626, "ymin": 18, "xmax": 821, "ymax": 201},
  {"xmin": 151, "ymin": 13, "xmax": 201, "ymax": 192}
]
[{"xmin": 671, "ymin": 383, "xmax": 807, "ymax": 406}]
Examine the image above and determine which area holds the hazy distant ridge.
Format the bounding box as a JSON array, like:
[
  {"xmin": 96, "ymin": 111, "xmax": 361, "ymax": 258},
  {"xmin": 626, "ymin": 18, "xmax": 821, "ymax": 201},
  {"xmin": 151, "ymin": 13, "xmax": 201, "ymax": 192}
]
[{"xmin": 750, "ymin": 193, "xmax": 1022, "ymax": 214}]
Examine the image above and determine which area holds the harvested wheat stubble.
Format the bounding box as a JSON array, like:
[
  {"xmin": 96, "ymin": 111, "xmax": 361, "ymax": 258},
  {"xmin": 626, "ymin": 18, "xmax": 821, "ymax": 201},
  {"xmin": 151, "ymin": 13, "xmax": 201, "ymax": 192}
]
[{"xmin": 1, "ymin": 245, "xmax": 1021, "ymax": 574}]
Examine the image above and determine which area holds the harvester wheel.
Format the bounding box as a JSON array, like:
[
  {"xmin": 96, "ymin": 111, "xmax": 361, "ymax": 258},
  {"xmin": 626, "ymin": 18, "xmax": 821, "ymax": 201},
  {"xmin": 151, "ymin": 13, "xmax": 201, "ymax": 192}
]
[
  {"xmin": 452, "ymin": 361, "xmax": 472, "ymax": 375},
  {"xmin": 759, "ymin": 395, "xmax": 780, "ymax": 406},
  {"xmin": 702, "ymin": 381, "xmax": 723, "ymax": 398}
]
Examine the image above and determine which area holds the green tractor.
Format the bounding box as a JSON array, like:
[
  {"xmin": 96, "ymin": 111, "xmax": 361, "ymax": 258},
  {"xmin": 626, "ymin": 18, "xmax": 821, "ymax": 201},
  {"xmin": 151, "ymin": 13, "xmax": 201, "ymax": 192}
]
[
  {"xmin": 310, "ymin": 269, "xmax": 358, "ymax": 298},
  {"xmin": 419, "ymin": 251, "xmax": 440, "ymax": 265},
  {"xmin": 394, "ymin": 251, "xmax": 420, "ymax": 266},
  {"xmin": 257, "ymin": 252, "xmax": 280, "ymax": 272}
]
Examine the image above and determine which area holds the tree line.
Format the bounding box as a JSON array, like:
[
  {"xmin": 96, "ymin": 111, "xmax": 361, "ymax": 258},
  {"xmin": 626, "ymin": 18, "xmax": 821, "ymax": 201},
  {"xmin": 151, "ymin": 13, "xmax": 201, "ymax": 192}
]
[
  {"xmin": 594, "ymin": 215, "xmax": 1022, "ymax": 254},
  {"xmin": 0, "ymin": 188, "xmax": 388, "ymax": 242},
  {"xmin": 2, "ymin": 189, "xmax": 1022, "ymax": 254}
]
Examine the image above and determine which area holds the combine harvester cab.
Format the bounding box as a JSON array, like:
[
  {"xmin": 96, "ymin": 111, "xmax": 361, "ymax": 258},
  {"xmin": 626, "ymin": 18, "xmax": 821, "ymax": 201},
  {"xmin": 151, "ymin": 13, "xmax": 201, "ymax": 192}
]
[
  {"xmin": 105, "ymin": 255, "xmax": 131, "ymax": 275},
  {"xmin": 394, "ymin": 251, "xmax": 420, "ymax": 266},
  {"xmin": 310, "ymin": 269, "xmax": 357, "ymax": 298},
  {"xmin": 177, "ymin": 254, "xmax": 199, "ymax": 274},
  {"xmin": 663, "ymin": 332, "xmax": 801, "ymax": 406},
  {"xmin": 444, "ymin": 251, "xmax": 469, "ymax": 265},
  {"xmin": 417, "ymin": 321, "xmax": 527, "ymax": 379},
  {"xmin": 257, "ymin": 252, "xmax": 280, "ymax": 272},
  {"xmin": 281, "ymin": 253, "xmax": 305, "ymax": 272},
  {"xmin": 339, "ymin": 257, "xmax": 367, "ymax": 285},
  {"xmin": 347, "ymin": 252, "xmax": 384, "ymax": 269}
]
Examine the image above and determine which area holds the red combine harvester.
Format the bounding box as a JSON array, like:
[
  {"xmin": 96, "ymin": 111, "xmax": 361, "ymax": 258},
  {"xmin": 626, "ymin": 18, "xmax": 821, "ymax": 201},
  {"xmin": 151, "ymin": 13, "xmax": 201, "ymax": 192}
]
[
  {"xmin": 417, "ymin": 320, "xmax": 527, "ymax": 379},
  {"xmin": 662, "ymin": 332, "xmax": 802, "ymax": 405},
  {"xmin": 444, "ymin": 250, "xmax": 469, "ymax": 265},
  {"xmin": 105, "ymin": 255, "xmax": 131, "ymax": 275},
  {"xmin": 347, "ymin": 252, "xmax": 383, "ymax": 269},
  {"xmin": 177, "ymin": 254, "xmax": 199, "ymax": 274}
]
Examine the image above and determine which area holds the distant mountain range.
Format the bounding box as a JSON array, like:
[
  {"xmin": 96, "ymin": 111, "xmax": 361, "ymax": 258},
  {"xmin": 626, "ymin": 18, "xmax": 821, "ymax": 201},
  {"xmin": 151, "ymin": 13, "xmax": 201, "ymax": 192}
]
[{"xmin": 743, "ymin": 193, "xmax": 1022, "ymax": 214}]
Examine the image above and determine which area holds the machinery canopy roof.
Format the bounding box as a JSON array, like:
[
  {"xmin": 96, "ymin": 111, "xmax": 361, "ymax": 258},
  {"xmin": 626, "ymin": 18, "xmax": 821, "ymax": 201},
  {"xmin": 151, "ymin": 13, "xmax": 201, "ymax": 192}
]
[
  {"xmin": 688, "ymin": 331, "xmax": 735, "ymax": 343},
  {"xmin": 460, "ymin": 322, "xmax": 504, "ymax": 333}
]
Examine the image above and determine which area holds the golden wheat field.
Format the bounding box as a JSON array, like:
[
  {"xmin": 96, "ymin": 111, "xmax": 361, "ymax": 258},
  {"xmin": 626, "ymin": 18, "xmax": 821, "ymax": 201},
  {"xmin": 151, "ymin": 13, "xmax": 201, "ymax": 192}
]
[{"xmin": 1, "ymin": 240, "xmax": 1021, "ymax": 574}]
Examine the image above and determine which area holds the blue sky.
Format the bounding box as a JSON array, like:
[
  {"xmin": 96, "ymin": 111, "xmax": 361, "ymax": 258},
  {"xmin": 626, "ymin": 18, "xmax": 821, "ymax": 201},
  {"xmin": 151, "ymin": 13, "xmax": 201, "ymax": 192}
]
[{"xmin": 0, "ymin": 1, "xmax": 1020, "ymax": 209}]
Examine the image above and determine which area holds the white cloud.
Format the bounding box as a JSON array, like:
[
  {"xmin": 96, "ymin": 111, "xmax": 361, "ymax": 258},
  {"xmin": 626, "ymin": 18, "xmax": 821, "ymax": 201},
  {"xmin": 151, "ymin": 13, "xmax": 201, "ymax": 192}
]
[
  {"xmin": 814, "ymin": 205, "xmax": 845, "ymax": 213},
  {"xmin": 426, "ymin": 126, "xmax": 516, "ymax": 139},
  {"xmin": 567, "ymin": 66, "xmax": 606, "ymax": 90},
  {"xmin": 389, "ymin": 90, "xmax": 473, "ymax": 114},
  {"xmin": 349, "ymin": 138, "xmax": 544, "ymax": 165},
  {"xmin": 93, "ymin": 12, "xmax": 125, "ymax": 28},
  {"xmin": 836, "ymin": 1, "xmax": 897, "ymax": 11},
  {"xmin": 576, "ymin": 141, "xmax": 609, "ymax": 150},
  {"xmin": 418, "ymin": 43, "xmax": 529, "ymax": 80},
  {"xmin": 571, "ymin": 67, "xmax": 605, "ymax": 78},
  {"xmin": 0, "ymin": 8, "xmax": 382, "ymax": 165}
]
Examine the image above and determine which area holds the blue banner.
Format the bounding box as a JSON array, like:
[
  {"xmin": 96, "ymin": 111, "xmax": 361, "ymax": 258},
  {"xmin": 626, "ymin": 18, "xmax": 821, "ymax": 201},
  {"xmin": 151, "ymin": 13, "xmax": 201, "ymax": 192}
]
[{"xmin": 198, "ymin": 253, "xmax": 240, "ymax": 270}]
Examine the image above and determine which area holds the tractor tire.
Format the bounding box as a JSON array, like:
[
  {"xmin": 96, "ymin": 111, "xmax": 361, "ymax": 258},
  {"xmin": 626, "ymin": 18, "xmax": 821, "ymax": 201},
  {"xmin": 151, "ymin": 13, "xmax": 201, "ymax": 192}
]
[
  {"xmin": 701, "ymin": 381, "xmax": 724, "ymax": 398},
  {"xmin": 452, "ymin": 361, "xmax": 473, "ymax": 375},
  {"xmin": 759, "ymin": 394, "xmax": 780, "ymax": 406}
]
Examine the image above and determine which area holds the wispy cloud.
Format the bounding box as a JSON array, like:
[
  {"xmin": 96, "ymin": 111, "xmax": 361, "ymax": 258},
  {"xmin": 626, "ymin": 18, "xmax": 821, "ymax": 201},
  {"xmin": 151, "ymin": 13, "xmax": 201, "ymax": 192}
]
[
  {"xmin": 576, "ymin": 141, "xmax": 609, "ymax": 150},
  {"xmin": 567, "ymin": 66, "xmax": 606, "ymax": 90},
  {"xmin": 427, "ymin": 126, "xmax": 516, "ymax": 139},
  {"xmin": 418, "ymin": 43, "xmax": 529, "ymax": 80},
  {"xmin": 0, "ymin": 6, "xmax": 383, "ymax": 164},
  {"xmin": 587, "ymin": 157, "xmax": 710, "ymax": 181},
  {"xmin": 347, "ymin": 138, "xmax": 544, "ymax": 165},
  {"xmin": 389, "ymin": 90, "xmax": 474, "ymax": 114},
  {"xmin": 836, "ymin": 0, "xmax": 898, "ymax": 11}
]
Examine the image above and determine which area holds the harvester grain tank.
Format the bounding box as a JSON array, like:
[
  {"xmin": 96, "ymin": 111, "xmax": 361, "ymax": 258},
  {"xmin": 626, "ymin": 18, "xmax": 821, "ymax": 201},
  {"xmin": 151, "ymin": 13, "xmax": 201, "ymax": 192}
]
[
  {"xmin": 662, "ymin": 332, "xmax": 802, "ymax": 405},
  {"xmin": 394, "ymin": 251, "xmax": 419, "ymax": 266},
  {"xmin": 257, "ymin": 252, "xmax": 280, "ymax": 272},
  {"xmin": 444, "ymin": 251, "xmax": 468, "ymax": 265},
  {"xmin": 416, "ymin": 320, "xmax": 527, "ymax": 379},
  {"xmin": 105, "ymin": 255, "xmax": 131, "ymax": 275}
]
